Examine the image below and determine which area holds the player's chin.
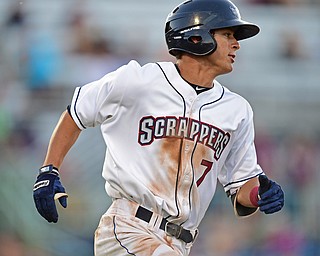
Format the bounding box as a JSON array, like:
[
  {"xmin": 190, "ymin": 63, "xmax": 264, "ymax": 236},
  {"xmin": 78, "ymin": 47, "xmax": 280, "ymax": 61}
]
[
  {"xmin": 216, "ymin": 63, "xmax": 234, "ymax": 75},
  {"xmin": 220, "ymin": 66, "xmax": 233, "ymax": 75},
  {"xmin": 227, "ymin": 62, "xmax": 235, "ymax": 72},
  {"xmin": 228, "ymin": 61, "xmax": 235, "ymax": 70}
]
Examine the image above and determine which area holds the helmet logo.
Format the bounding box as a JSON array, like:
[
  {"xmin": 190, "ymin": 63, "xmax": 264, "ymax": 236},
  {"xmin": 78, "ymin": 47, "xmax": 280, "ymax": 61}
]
[
  {"xmin": 229, "ymin": 5, "xmax": 240, "ymax": 18},
  {"xmin": 180, "ymin": 26, "xmax": 200, "ymax": 34}
]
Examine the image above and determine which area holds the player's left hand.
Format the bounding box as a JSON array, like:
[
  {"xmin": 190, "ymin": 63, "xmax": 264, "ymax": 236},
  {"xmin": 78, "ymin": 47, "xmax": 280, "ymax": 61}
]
[
  {"xmin": 33, "ymin": 166, "xmax": 68, "ymax": 223},
  {"xmin": 258, "ymin": 175, "xmax": 284, "ymax": 214}
]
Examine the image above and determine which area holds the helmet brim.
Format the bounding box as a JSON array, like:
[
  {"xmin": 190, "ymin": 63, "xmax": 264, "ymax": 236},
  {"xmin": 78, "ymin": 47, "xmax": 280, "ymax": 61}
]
[
  {"xmin": 212, "ymin": 19, "xmax": 260, "ymax": 40},
  {"xmin": 234, "ymin": 24, "xmax": 260, "ymax": 40}
]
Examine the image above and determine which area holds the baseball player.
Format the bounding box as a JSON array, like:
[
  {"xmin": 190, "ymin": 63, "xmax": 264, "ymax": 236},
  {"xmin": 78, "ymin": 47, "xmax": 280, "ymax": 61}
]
[{"xmin": 33, "ymin": 0, "xmax": 284, "ymax": 255}]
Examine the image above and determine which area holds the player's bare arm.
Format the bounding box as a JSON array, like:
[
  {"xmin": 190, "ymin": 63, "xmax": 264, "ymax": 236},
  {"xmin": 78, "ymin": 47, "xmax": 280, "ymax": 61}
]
[
  {"xmin": 32, "ymin": 110, "xmax": 81, "ymax": 223},
  {"xmin": 236, "ymin": 177, "xmax": 259, "ymax": 208},
  {"xmin": 43, "ymin": 110, "xmax": 81, "ymax": 168}
]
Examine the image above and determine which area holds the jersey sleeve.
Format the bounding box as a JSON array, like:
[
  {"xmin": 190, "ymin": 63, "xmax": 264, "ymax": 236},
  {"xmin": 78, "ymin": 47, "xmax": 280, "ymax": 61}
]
[
  {"xmin": 218, "ymin": 101, "xmax": 263, "ymax": 196},
  {"xmin": 69, "ymin": 64, "xmax": 128, "ymax": 130}
]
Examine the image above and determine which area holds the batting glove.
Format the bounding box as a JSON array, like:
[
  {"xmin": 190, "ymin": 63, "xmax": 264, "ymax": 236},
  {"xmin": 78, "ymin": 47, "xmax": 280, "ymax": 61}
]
[
  {"xmin": 258, "ymin": 175, "xmax": 284, "ymax": 214},
  {"xmin": 33, "ymin": 165, "xmax": 68, "ymax": 223}
]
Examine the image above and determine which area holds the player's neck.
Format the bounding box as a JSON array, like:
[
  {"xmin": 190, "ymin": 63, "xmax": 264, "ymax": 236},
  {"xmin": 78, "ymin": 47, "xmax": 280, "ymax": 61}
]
[
  {"xmin": 175, "ymin": 64, "xmax": 212, "ymax": 94},
  {"xmin": 176, "ymin": 58, "xmax": 216, "ymax": 88}
]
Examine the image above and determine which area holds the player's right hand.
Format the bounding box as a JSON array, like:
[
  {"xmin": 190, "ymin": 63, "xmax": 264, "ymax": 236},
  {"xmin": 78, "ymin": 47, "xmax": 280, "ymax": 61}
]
[{"xmin": 33, "ymin": 166, "xmax": 68, "ymax": 223}]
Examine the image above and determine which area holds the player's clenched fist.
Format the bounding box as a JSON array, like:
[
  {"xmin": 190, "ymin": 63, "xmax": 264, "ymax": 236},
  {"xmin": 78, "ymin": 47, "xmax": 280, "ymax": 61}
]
[
  {"xmin": 257, "ymin": 175, "xmax": 284, "ymax": 214},
  {"xmin": 33, "ymin": 165, "xmax": 68, "ymax": 223}
]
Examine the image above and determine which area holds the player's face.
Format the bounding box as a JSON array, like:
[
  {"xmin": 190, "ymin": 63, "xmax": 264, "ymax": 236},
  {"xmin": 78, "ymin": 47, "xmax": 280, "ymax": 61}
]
[{"xmin": 208, "ymin": 28, "xmax": 240, "ymax": 75}]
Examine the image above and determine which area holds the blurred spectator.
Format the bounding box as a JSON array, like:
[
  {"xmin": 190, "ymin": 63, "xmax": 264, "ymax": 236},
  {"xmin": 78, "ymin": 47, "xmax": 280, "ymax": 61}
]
[
  {"xmin": 285, "ymin": 135, "xmax": 317, "ymax": 190},
  {"xmin": 1, "ymin": 1, "xmax": 26, "ymax": 79},
  {"xmin": 259, "ymin": 225, "xmax": 306, "ymax": 255},
  {"xmin": 0, "ymin": 98, "xmax": 12, "ymax": 145},
  {"xmin": 7, "ymin": 120, "xmax": 35, "ymax": 149},
  {"xmin": 0, "ymin": 233, "xmax": 51, "ymax": 256},
  {"xmin": 255, "ymin": 131, "xmax": 277, "ymax": 176},
  {"xmin": 68, "ymin": 12, "xmax": 95, "ymax": 55},
  {"xmin": 5, "ymin": 1, "xmax": 25, "ymax": 27},
  {"xmin": 64, "ymin": 9, "xmax": 126, "ymax": 85},
  {"xmin": 25, "ymin": 33, "xmax": 62, "ymax": 90},
  {"xmin": 0, "ymin": 233, "xmax": 25, "ymax": 256},
  {"xmin": 281, "ymin": 31, "xmax": 308, "ymax": 60}
]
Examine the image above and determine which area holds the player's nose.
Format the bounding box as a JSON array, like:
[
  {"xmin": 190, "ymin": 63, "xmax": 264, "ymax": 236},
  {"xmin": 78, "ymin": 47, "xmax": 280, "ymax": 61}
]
[{"xmin": 232, "ymin": 40, "xmax": 240, "ymax": 50}]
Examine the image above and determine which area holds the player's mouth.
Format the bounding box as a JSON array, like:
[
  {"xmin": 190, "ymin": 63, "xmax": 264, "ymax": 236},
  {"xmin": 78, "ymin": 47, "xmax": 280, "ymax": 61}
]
[{"xmin": 228, "ymin": 54, "xmax": 236, "ymax": 63}]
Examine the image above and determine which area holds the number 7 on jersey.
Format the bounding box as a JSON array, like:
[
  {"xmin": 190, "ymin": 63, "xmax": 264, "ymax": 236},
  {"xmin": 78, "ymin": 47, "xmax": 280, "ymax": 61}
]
[{"xmin": 196, "ymin": 159, "xmax": 213, "ymax": 187}]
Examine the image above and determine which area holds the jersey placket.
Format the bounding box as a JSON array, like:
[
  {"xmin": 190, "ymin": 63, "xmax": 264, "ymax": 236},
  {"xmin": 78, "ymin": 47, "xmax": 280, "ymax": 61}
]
[{"xmin": 175, "ymin": 94, "xmax": 199, "ymax": 223}]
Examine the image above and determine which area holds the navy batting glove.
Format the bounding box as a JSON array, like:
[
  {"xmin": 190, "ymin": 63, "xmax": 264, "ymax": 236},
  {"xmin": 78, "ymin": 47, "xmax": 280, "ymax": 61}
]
[
  {"xmin": 33, "ymin": 165, "xmax": 68, "ymax": 223},
  {"xmin": 258, "ymin": 175, "xmax": 284, "ymax": 214}
]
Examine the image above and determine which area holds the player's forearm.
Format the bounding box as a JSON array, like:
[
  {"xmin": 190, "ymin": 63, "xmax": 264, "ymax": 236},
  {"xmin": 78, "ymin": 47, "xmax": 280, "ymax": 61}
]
[
  {"xmin": 236, "ymin": 177, "xmax": 259, "ymax": 208},
  {"xmin": 43, "ymin": 111, "xmax": 81, "ymax": 168}
]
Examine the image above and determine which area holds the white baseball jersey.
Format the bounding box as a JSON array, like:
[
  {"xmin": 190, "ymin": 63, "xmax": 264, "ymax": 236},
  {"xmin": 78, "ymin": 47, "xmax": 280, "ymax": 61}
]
[{"xmin": 69, "ymin": 60, "xmax": 263, "ymax": 230}]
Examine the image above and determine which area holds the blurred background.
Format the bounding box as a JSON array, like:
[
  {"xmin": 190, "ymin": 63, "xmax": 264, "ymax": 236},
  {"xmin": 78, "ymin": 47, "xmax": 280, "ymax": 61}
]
[{"xmin": 0, "ymin": 0, "xmax": 320, "ymax": 255}]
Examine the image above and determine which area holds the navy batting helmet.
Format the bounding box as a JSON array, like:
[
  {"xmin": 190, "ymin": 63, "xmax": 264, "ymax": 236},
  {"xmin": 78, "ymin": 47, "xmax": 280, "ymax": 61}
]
[{"xmin": 165, "ymin": 0, "xmax": 260, "ymax": 56}]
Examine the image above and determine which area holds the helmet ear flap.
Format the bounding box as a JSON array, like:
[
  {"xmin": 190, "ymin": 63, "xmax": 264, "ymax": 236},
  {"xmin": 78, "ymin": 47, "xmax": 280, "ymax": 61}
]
[
  {"xmin": 167, "ymin": 28, "xmax": 217, "ymax": 56},
  {"xmin": 186, "ymin": 30, "xmax": 217, "ymax": 56},
  {"xmin": 208, "ymin": 29, "xmax": 217, "ymax": 54},
  {"xmin": 210, "ymin": 37, "xmax": 217, "ymax": 54}
]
